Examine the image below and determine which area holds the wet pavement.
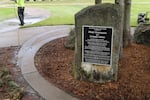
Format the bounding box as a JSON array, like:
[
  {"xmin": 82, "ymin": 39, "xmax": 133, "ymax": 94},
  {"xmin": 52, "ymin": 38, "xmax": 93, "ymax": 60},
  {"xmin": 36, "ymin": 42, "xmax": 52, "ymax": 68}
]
[
  {"xmin": 17, "ymin": 25, "xmax": 78, "ymax": 100},
  {"xmin": 0, "ymin": 17, "xmax": 46, "ymax": 33},
  {"xmin": 0, "ymin": 7, "xmax": 50, "ymax": 33},
  {"xmin": 0, "ymin": 7, "xmax": 50, "ymax": 47},
  {"xmin": 0, "ymin": 6, "xmax": 78, "ymax": 100}
]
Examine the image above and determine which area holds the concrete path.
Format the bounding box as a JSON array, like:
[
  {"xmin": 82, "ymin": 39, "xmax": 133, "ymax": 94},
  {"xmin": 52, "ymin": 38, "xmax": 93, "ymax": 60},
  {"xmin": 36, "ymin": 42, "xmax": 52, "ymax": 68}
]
[
  {"xmin": 0, "ymin": 7, "xmax": 79, "ymax": 100},
  {"xmin": 0, "ymin": 7, "xmax": 50, "ymax": 33},
  {"xmin": 0, "ymin": 7, "xmax": 50, "ymax": 47},
  {"xmin": 17, "ymin": 25, "xmax": 79, "ymax": 100}
]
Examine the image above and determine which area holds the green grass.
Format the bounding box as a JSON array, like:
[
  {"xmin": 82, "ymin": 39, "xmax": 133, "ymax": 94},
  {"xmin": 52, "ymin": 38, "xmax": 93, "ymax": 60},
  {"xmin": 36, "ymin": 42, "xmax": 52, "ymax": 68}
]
[
  {"xmin": 1, "ymin": 0, "xmax": 150, "ymax": 27},
  {"xmin": 0, "ymin": 8, "xmax": 16, "ymax": 21},
  {"xmin": 27, "ymin": 0, "xmax": 150, "ymax": 27},
  {"xmin": 131, "ymin": 0, "xmax": 150, "ymax": 26},
  {"xmin": 29, "ymin": 5, "xmax": 86, "ymax": 27},
  {"xmin": 132, "ymin": 0, "xmax": 149, "ymax": 2}
]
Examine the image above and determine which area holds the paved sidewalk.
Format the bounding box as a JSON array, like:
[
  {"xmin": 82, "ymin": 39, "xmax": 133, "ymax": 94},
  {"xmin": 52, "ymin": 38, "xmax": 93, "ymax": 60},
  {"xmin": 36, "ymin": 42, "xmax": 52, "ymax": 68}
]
[
  {"xmin": 0, "ymin": 7, "xmax": 79, "ymax": 100},
  {"xmin": 17, "ymin": 25, "xmax": 78, "ymax": 100},
  {"xmin": 0, "ymin": 7, "xmax": 50, "ymax": 33},
  {"xmin": 0, "ymin": 7, "xmax": 50, "ymax": 47}
]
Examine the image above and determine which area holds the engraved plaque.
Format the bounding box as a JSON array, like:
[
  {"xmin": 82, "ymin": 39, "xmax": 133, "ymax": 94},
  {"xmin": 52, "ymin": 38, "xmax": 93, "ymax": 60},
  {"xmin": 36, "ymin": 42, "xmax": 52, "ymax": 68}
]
[{"xmin": 82, "ymin": 25, "xmax": 113, "ymax": 66}]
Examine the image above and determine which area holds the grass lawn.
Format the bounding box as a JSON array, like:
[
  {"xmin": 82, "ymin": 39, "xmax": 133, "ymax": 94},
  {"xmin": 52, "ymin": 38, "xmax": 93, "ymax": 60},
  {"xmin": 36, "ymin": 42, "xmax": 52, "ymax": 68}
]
[
  {"xmin": 28, "ymin": 5, "xmax": 87, "ymax": 27},
  {"xmin": 0, "ymin": 8, "xmax": 16, "ymax": 21},
  {"xmin": 131, "ymin": 0, "xmax": 150, "ymax": 26},
  {"xmin": 26, "ymin": 0, "xmax": 150, "ymax": 27},
  {"xmin": 0, "ymin": 0, "xmax": 150, "ymax": 27}
]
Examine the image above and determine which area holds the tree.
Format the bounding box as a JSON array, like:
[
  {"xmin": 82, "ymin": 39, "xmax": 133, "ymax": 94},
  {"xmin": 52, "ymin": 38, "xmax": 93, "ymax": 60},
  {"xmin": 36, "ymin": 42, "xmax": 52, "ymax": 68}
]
[
  {"xmin": 115, "ymin": 0, "xmax": 132, "ymax": 47},
  {"xmin": 94, "ymin": 0, "xmax": 132, "ymax": 47},
  {"xmin": 115, "ymin": 0, "xmax": 124, "ymax": 55},
  {"xmin": 95, "ymin": 0, "xmax": 102, "ymax": 4},
  {"xmin": 123, "ymin": 0, "xmax": 132, "ymax": 47}
]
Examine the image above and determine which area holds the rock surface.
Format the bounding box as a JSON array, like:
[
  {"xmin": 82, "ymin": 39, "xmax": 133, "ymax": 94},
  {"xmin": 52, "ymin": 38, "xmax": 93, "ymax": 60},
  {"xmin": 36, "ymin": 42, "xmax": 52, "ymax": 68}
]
[
  {"xmin": 64, "ymin": 28, "xmax": 75, "ymax": 50},
  {"xmin": 134, "ymin": 24, "xmax": 150, "ymax": 46},
  {"xmin": 74, "ymin": 3, "xmax": 122, "ymax": 83}
]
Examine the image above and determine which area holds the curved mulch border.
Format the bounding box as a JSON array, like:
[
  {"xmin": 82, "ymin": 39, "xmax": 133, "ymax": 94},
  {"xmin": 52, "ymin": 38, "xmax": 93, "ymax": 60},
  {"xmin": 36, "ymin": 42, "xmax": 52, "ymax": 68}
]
[{"xmin": 35, "ymin": 37, "xmax": 150, "ymax": 100}]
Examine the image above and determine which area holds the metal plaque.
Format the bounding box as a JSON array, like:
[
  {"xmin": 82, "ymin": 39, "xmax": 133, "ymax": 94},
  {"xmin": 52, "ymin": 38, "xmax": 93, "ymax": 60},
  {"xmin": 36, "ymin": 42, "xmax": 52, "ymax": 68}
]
[{"xmin": 82, "ymin": 25, "xmax": 113, "ymax": 66}]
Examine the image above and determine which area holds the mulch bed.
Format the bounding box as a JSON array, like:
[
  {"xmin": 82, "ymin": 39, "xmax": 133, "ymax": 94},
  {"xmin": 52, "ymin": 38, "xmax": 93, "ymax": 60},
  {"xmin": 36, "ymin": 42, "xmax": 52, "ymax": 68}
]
[
  {"xmin": 35, "ymin": 37, "xmax": 150, "ymax": 100},
  {"xmin": 0, "ymin": 47, "xmax": 44, "ymax": 100}
]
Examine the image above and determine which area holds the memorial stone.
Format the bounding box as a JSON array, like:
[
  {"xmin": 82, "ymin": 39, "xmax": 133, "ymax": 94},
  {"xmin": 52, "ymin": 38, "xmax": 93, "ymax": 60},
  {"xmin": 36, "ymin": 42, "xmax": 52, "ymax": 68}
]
[{"xmin": 74, "ymin": 3, "xmax": 122, "ymax": 83}]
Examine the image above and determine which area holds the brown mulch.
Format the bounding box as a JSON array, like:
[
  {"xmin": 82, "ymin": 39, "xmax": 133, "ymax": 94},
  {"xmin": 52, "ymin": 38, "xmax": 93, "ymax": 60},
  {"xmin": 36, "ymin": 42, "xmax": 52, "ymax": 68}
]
[
  {"xmin": 0, "ymin": 47, "xmax": 44, "ymax": 100},
  {"xmin": 35, "ymin": 37, "xmax": 150, "ymax": 100}
]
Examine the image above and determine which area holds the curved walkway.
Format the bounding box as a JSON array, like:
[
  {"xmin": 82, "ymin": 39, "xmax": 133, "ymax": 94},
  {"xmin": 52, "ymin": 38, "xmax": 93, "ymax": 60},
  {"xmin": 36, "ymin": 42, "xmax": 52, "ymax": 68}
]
[
  {"xmin": 0, "ymin": 6, "xmax": 79, "ymax": 100},
  {"xmin": 17, "ymin": 25, "xmax": 79, "ymax": 100}
]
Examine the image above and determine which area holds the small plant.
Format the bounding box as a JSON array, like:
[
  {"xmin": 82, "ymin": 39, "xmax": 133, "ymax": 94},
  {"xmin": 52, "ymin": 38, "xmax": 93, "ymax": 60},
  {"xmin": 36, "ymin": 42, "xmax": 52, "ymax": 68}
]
[{"xmin": 0, "ymin": 68, "xmax": 24, "ymax": 100}]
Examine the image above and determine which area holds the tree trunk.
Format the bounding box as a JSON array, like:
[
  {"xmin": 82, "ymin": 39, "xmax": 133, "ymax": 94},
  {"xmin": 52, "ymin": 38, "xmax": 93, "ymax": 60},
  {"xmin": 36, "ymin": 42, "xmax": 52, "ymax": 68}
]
[
  {"xmin": 115, "ymin": 0, "xmax": 124, "ymax": 56},
  {"xmin": 95, "ymin": 0, "xmax": 102, "ymax": 4},
  {"xmin": 115, "ymin": 0, "xmax": 132, "ymax": 47},
  {"xmin": 123, "ymin": 0, "xmax": 132, "ymax": 47}
]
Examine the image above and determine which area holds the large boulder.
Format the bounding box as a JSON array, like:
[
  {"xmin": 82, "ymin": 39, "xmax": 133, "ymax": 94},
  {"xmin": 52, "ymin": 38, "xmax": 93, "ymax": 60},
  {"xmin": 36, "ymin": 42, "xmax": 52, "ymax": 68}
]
[
  {"xmin": 64, "ymin": 28, "xmax": 75, "ymax": 50},
  {"xmin": 134, "ymin": 24, "xmax": 150, "ymax": 46},
  {"xmin": 74, "ymin": 3, "xmax": 122, "ymax": 83}
]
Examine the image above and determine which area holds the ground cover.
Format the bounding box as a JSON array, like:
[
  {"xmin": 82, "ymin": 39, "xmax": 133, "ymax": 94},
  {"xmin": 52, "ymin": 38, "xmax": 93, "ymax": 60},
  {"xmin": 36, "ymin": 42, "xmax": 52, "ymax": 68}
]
[
  {"xmin": 0, "ymin": 47, "xmax": 44, "ymax": 100},
  {"xmin": 0, "ymin": 8, "xmax": 16, "ymax": 21},
  {"xmin": 35, "ymin": 37, "xmax": 150, "ymax": 100}
]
